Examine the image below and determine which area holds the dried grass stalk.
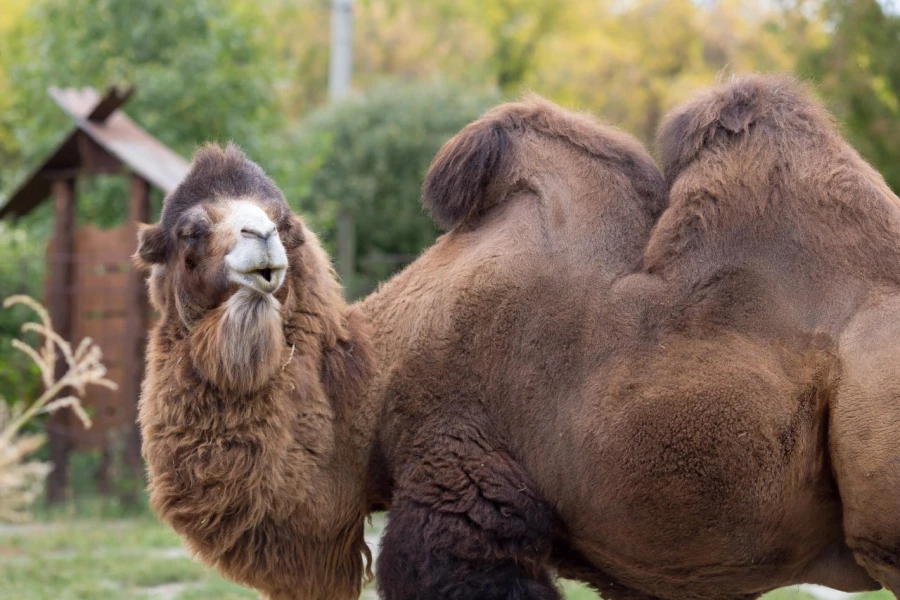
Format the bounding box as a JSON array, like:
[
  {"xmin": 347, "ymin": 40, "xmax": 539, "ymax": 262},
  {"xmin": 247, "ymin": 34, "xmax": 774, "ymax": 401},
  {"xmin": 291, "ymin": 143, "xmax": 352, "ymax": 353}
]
[{"xmin": 0, "ymin": 295, "xmax": 116, "ymax": 521}]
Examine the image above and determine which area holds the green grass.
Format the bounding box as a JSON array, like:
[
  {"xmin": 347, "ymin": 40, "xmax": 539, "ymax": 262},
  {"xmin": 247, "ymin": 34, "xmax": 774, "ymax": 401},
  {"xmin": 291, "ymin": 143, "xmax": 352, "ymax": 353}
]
[
  {"xmin": 562, "ymin": 580, "xmax": 894, "ymax": 600},
  {"xmin": 0, "ymin": 518, "xmax": 245, "ymax": 600},
  {"xmin": 762, "ymin": 589, "xmax": 892, "ymax": 600},
  {"xmin": 0, "ymin": 517, "xmax": 893, "ymax": 599},
  {"xmin": 562, "ymin": 581, "xmax": 605, "ymax": 599}
]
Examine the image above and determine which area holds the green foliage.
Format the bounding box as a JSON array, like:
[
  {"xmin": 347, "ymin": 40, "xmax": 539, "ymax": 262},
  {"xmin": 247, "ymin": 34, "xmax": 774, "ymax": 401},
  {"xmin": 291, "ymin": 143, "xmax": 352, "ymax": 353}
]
[
  {"xmin": 529, "ymin": 0, "xmax": 806, "ymax": 142},
  {"xmin": 0, "ymin": 0, "xmax": 287, "ymax": 408},
  {"xmin": 30, "ymin": 449, "xmax": 151, "ymax": 520},
  {"xmin": 454, "ymin": 0, "xmax": 564, "ymax": 92},
  {"xmin": 796, "ymin": 0, "xmax": 900, "ymax": 193},
  {"xmin": 0, "ymin": 221, "xmax": 47, "ymax": 405},
  {"xmin": 0, "ymin": 0, "xmax": 282, "ymax": 225},
  {"xmin": 288, "ymin": 80, "xmax": 499, "ymax": 297}
]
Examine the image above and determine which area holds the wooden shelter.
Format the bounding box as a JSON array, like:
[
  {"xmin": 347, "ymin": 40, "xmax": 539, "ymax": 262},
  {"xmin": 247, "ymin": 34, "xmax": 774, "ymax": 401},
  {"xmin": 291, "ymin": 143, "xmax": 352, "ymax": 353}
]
[{"xmin": 0, "ymin": 87, "xmax": 189, "ymax": 502}]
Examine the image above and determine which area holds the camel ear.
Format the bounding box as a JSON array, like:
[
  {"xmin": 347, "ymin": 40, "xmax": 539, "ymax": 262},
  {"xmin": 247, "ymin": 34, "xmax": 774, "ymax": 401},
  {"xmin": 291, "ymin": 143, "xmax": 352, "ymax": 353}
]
[
  {"xmin": 718, "ymin": 97, "xmax": 755, "ymax": 134},
  {"xmin": 134, "ymin": 223, "xmax": 170, "ymax": 267},
  {"xmin": 658, "ymin": 84, "xmax": 760, "ymax": 184},
  {"xmin": 422, "ymin": 118, "xmax": 510, "ymax": 230},
  {"xmin": 279, "ymin": 214, "xmax": 307, "ymax": 250}
]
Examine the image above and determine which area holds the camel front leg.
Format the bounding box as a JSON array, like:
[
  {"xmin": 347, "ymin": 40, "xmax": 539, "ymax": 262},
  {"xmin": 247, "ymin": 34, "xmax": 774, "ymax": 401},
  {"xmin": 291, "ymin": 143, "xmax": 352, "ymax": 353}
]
[
  {"xmin": 377, "ymin": 419, "xmax": 561, "ymax": 600},
  {"xmin": 833, "ymin": 298, "xmax": 900, "ymax": 594}
]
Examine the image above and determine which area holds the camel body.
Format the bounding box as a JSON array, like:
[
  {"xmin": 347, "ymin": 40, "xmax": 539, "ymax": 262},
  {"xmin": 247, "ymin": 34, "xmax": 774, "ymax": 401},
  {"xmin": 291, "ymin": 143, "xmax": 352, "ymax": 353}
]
[
  {"xmin": 363, "ymin": 239, "xmax": 872, "ymax": 599},
  {"xmin": 138, "ymin": 76, "xmax": 900, "ymax": 600}
]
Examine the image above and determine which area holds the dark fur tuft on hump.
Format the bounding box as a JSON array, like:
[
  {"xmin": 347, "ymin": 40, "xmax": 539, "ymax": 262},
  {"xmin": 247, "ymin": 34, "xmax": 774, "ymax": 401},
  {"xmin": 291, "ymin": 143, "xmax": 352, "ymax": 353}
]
[
  {"xmin": 423, "ymin": 95, "xmax": 667, "ymax": 230},
  {"xmin": 422, "ymin": 118, "xmax": 511, "ymax": 230},
  {"xmin": 160, "ymin": 143, "xmax": 286, "ymax": 232},
  {"xmin": 657, "ymin": 74, "xmax": 835, "ymax": 186}
]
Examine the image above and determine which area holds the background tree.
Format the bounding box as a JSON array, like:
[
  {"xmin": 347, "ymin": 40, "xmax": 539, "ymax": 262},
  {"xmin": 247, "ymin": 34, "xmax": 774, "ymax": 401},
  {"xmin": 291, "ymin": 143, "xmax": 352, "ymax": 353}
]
[
  {"xmin": 458, "ymin": 0, "xmax": 564, "ymax": 92},
  {"xmin": 528, "ymin": 0, "xmax": 809, "ymax": 142},
  {"xmin": 0, "ymin": 0, "xmax": 282, "ymax": 226},
  {"xmin": 287, "ymin": 80, "xmax": 499, "ymax": 298},
  {"xmin": 0, "ymin": 0, "xmax": 30, "ymax": 186},
  {"xmin": 0, "ymin": 222, "xmax": 45, "ymax": 406},
  {"xmin": 796, "ymin": 0, "xmax": 900, "ymax": 192}
]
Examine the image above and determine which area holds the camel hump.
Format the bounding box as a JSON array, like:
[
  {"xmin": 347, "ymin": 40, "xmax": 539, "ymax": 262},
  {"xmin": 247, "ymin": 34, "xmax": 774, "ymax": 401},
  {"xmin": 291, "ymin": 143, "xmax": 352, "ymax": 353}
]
[
  {"xmin": 657, "ymin": 74, "xmax": 833, "ymax": 184},
  {"xmin": 425, "ymin": 95, "xmax": 665, "ymax": 230}
]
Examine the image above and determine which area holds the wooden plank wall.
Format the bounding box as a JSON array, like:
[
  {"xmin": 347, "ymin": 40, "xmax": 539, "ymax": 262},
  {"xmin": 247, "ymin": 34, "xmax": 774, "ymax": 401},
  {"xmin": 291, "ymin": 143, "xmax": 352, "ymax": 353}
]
[
  {"xmin": 70, "ymin": 224, "xmax": 132, "ymax": 449},
  {"xmin": 46, "ymin": 222, "xmax": 153, "ymax": 453}
]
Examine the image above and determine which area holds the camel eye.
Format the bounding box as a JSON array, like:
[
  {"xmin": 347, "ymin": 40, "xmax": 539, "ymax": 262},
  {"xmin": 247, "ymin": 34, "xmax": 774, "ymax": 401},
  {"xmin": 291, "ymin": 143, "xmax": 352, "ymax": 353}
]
[{"xmin": 179, "ymin": 224, "xmax": 208, "ymax": 242}]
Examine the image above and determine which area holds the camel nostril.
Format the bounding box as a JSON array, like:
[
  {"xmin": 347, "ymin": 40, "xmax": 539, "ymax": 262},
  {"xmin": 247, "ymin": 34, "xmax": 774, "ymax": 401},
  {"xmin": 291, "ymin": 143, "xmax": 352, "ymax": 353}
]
[{"xmin": 242, "ymin": 227, "xmax": 275, "ymax": 240}]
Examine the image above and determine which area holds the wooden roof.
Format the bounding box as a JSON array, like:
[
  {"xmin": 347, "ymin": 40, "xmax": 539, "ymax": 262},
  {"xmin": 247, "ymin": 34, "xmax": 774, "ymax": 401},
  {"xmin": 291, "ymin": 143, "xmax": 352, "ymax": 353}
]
[{"xmin": 0, "ymin": 86, "xmax": 189, "ymax": 220}]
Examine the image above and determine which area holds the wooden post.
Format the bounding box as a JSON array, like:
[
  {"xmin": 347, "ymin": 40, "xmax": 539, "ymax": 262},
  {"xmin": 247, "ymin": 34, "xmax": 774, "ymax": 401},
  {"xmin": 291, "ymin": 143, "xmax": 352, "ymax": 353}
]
[
  {"xmin": 46, "ymin": 178, "xmax": 76, "ymax": 504},
  {"xmin": 121, "ymin": 174, "xmax": 150, "ymax": 494},
  {"xmin": 336, "ymin": 210, "xmax": 356, "ymax": 298}
]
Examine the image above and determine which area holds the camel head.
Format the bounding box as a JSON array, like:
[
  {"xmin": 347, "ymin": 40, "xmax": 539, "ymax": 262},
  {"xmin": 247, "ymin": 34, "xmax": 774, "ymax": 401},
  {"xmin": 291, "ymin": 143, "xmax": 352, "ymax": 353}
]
[{"xmin": 136, "ymin": 143, "xmax": 344, "ymax": 394}]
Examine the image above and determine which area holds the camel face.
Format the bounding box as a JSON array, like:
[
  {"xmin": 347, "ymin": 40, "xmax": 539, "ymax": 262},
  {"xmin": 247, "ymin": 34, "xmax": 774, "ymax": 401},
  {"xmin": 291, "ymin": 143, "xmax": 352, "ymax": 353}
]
[
  {"xmin": 135, "ymin": 144, "xmax": 305, "ymax": 328},
  {"xmin": 135, "ymin": 144, "xmax": 327, "ymax": 396}
]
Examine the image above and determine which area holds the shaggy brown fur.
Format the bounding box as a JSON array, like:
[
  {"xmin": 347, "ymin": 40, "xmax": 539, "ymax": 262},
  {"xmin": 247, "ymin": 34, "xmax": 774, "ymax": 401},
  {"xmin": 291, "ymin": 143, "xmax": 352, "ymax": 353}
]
[
  {"xmin": 640, "ymin": 74, "xmax": 900, "ymax": 597},
  {"xmin": 140, "ymin": 80, "xmax": 900, "ymax": 600},
  {"xmin": 138, "ymin": 145, "xmax": 374, "ymax": 600}
]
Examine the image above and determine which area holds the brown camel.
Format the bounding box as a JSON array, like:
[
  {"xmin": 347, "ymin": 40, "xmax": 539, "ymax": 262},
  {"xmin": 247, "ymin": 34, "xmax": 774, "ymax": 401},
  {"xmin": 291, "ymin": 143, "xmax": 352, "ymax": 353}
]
[{"xmin": 137, "ymin": 76, "xmax": 900, "ymax": 600}]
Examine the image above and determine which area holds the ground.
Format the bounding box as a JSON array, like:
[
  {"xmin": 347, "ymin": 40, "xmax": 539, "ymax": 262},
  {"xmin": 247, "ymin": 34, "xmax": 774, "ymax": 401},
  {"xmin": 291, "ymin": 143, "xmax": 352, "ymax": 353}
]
[{"xmin": 0, "ymin": 516, "xmax": 892, "ymax": 600}]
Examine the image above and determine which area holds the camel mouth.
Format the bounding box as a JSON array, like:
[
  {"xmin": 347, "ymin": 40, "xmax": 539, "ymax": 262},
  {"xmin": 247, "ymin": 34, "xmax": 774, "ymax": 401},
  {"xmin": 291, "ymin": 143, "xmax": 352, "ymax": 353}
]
[
  {"xmin": 253, "ymin": 267, "xmax": 285, "ymax": 293},
  {"xmin": 229, "ymin": 265, "xmax": 286, "ymax": 294}
]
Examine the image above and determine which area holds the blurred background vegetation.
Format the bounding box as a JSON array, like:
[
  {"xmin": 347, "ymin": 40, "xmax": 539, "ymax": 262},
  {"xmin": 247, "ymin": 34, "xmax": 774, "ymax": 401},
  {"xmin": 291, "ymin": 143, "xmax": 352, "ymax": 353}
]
[
  {"xmin": 0, "ymin": 1, "xmax": 898, "ymax": 596},
  {"xmin": 1, "ymin": 0, "xmax": 898, "ymax": 301}
]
